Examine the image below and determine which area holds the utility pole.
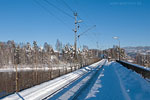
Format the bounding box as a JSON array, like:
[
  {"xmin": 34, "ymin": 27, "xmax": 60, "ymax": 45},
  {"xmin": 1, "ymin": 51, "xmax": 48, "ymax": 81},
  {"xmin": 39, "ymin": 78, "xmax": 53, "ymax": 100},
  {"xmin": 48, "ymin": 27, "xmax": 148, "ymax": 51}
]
[
  {"xmin": 96, "ymin": 42, "xmax": 99, "ymax": 57},
  {"xmin": 73, "ymin": 12, "xmax": 82, "ymax": 59},
  {"xmin": 74, "ymin": 12, "xmax": 77, "ymax": 59},
  {"xmin": 119, "ymin": 40, "xmax": 120, "ymax": 61}
]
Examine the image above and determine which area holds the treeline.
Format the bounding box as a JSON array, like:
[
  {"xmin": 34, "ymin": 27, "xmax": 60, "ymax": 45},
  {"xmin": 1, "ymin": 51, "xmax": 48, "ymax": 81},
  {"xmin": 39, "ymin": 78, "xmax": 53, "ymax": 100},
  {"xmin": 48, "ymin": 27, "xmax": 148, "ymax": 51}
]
[
  {"xmin": 0, "ymin": 40, "xmax": 99, "ymax": 68},
  {"xmin": 0, "ymin": 40, "xmax": 54, "ymax": 67},
  {"xmin": 0, "ymin": 40, "xmax": 101, "ymax": 97}
]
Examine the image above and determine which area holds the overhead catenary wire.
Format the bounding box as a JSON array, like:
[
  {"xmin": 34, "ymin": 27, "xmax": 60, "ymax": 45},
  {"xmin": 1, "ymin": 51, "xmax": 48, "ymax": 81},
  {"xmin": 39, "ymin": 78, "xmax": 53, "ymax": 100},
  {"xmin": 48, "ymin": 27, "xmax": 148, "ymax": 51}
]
[
  {"xmin": 44, "ymin": 0, "xmax": 97, "ymax": 42},
  {"xmin": 61, "ymin": 0, "xmax": 75, "ymax": 13},
  {"xmin": 35, "ymin": 0, "xmax": 99, "ymax": 49},
  {"xmin": 77, "ymin": 15, "xmax": 101, "ymax": 49},
  {"xmin": 78, "ymin": 25, "xmax": 96, "ymax": 38},
  {"xmin": 77, "ymin": 15, "xmax": 88, "ymax": 28},
  {"xmin": 71, "ymin": 0, "xmax": 100, "ymax": 45},
  {"xmin": 44, "ymin": 0, "xmax": 74, "ymax": 19},
  {"xmin": 33, "ymin": 0, "xmax": 71, "ymax": 29}
]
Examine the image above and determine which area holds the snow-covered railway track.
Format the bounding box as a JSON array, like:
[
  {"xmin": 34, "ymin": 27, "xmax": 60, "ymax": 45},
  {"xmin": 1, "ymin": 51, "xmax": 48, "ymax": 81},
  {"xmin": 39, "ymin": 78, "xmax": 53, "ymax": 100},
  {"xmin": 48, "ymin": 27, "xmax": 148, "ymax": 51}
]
[
  {"xmin": 2, "ymin": 60, "xmax": 106, "ymax": 100},
  {"xmin": 2, "ymin": 68, "xmax": 87, "ymax": 100},
  {"xmin": 42, "ymin": 72, "xmax": 85, "ymax": 100},
  {"xmin": 71, "ymin": 65, "xmax": 104, "ymax": 100},
  {"xmin": 46, "ymin": 60, "xmax": 107, "ymax": 100}
]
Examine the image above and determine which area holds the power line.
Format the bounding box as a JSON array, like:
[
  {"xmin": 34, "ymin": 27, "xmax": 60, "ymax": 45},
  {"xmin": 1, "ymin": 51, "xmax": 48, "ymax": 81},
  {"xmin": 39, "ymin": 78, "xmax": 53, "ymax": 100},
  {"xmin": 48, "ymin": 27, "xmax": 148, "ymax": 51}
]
[
  {"xmin": 77, "ymin": 15, "xmax": 101, "ymax": 47},
  {"xmin": 78, "ymin": 25, "xmax": 96, "ymax": 38},
  {"xmin": 33, "ymin": 0, "xmax": 71, "ymax": 29},
  {"xmin": 61, "ymin": 0, "xmax": 75, "ymax": 13},
  {"xmin": 44, "ymin": 0, "xmax": 74, "ymax": 19},
  {"xmin": 77, "ymin": 16, "xmax": 88, "ymax": 27}
]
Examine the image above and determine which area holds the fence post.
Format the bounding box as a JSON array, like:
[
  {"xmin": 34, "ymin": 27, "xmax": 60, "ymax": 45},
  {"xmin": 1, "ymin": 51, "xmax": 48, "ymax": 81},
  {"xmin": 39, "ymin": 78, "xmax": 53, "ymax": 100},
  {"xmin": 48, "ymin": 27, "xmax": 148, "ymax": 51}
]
[{"xmin": 15, "ymin": 64, "xmax": 18, "ymax": 93}]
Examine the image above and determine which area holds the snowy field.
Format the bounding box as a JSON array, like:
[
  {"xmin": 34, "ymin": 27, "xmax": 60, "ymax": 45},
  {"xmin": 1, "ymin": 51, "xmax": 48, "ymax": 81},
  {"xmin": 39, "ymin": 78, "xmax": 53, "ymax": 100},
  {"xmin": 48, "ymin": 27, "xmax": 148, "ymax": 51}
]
[
  {"xmin": 2, "ymin": 59, "xmax": 106, "ymax": 100},
  {"xmin": 0, "ymin": 63, "xmax": 77, "ymax": 72}
]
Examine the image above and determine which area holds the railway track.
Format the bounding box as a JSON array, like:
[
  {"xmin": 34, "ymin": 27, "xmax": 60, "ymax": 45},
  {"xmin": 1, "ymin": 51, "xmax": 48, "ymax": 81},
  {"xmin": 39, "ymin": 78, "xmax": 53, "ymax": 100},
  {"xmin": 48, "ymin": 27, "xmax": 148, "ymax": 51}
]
[
  {"xmin": 45, "ymin": 60, "xmax": 107, "ymax": 100},
  {"xmin": 2, "ymin": 60, "xmax": 106, "ymax": 100}
]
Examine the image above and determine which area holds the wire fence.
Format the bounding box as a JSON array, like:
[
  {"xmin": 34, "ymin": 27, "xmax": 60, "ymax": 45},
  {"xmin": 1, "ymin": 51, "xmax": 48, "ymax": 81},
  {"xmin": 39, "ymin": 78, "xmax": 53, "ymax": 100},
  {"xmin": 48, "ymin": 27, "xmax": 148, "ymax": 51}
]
[{"xmin": 0, "ymin": 58, "xmax": 100, "ymax": 98}]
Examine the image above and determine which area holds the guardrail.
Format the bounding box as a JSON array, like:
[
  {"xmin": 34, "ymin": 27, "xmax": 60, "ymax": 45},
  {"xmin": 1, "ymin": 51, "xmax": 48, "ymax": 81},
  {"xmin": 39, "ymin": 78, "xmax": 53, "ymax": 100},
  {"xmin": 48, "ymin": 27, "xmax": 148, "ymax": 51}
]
[{"xmin": 116, "ymin": 60, "xmax": 150, "ymax": 79}]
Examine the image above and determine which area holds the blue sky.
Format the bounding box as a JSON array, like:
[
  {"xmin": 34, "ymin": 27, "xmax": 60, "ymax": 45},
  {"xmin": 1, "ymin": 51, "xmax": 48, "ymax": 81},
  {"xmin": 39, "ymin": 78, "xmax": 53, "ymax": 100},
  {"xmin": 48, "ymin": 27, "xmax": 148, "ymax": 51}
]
[{"xmin": 0, "ymin": 0, "xmax": 150, "ymax": 49}]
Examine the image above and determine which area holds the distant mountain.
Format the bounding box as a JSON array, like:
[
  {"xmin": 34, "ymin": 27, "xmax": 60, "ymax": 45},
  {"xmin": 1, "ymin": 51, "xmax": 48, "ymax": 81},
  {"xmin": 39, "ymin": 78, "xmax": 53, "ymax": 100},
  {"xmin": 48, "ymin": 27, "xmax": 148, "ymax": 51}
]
[
  {"xmin": 123, "ymin": 46, "xmax": 150, "ymax": 53},
  {"xmin": 123, "ymin": 46, "xmax": 150, "ymax": 58}
]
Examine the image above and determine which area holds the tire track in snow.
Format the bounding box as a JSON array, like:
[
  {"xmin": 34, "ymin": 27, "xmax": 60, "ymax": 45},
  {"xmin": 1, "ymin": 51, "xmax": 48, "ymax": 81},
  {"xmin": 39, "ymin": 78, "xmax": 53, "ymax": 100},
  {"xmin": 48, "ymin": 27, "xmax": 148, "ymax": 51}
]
[
  {"xmin": 85, "ymin": 68, "xmax": 104, "ymax": 99},
  {"xmin": 113, "ymin": 63, "xmax": 131, "ymax": 100}
]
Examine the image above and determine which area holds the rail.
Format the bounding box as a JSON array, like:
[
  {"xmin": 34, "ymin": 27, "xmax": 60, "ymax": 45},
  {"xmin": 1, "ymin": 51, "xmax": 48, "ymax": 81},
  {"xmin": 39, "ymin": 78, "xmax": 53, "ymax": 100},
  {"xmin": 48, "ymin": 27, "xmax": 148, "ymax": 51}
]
[{"xmin": 2, "ymin": 60, "xmax": 105, "ymax": 100}]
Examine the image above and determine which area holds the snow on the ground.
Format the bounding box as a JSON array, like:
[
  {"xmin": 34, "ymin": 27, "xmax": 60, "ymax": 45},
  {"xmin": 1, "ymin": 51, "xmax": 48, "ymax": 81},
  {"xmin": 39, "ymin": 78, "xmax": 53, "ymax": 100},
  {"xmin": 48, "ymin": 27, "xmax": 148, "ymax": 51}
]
[
  {"xmin": 3, "ymin": 60, "xmax": 149, "ymax": 100},
  {"xmin": 83, "ymin": 60, "xmax": 110, "ymax": 99},
  {"xmin": 0, "ymin": 67, "xmax": 47, "ymax": 72},
  {"xmin": 47, "ymin": 59, "xmax": 107, "ymax": 100},
  {"xmin": 0, "ymin": 61, "xmax": 80, "ymax": 72},
  {"xmin": 85, "ymin": 68, "xmax": 104, "ymax": 99},
  {"xmin": 113, "ymin": 62, "xmax": 150, "ymax": 100},
  {"xmin": 0, "ymin": 67, "xmax": 73, "ymax": 72},
  {"xmin": 0, "ymin": 63, "xmax": 77, "ymax": 72},
  {"xmin": 76, "ymin": 61, "xmax": 127, "ymax": 100},
  {"xmin": 76, "ymin": 61, "xmax": 150, "ymax": 100},
  {"xmin": 2, "ymin": 59, "xmax": 105, "ymax": 100}
]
